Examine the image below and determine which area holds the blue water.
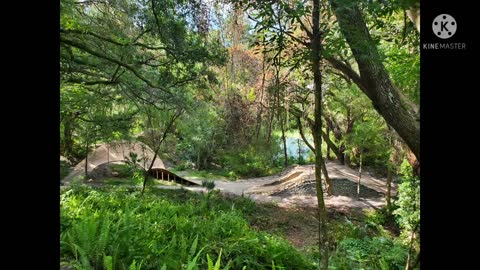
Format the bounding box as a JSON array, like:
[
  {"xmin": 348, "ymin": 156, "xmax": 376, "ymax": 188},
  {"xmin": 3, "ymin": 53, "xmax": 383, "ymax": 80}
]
[{"xmin": 284, "ymin": 136, "xmax": 313, "ymax": 160}]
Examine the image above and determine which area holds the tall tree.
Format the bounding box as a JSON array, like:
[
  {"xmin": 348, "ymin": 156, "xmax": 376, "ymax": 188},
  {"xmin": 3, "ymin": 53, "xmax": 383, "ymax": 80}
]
[{"xmin": 327, "ymin": 0, "xmax": 420, "ymax": 160}]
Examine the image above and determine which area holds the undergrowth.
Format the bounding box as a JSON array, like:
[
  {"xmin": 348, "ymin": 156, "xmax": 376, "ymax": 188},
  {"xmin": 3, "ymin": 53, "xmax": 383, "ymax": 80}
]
[{"xmin": 60, "ymin": 186, "xmax": 315, "ymax": 270}]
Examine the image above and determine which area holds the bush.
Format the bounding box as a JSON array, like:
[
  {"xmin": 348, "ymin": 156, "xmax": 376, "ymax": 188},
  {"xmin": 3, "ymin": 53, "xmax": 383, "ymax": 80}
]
[
  {"xmin": 202, "ymin": 180, "xmax": 216, "ymax": 190},
  {"xmin": 364, "ymin": 206, "xmax": 399, "ymax": 231},
  {"xmin": 220, "ymin": 141, "xmax": 283, "ymax": 178},
  {"xmin": 393, "ymin": 159, "xmax": 420, "ymax": 246},
  {"xmin": 329, "ymin": 236, "xmax": 409, "ymax": 270}
]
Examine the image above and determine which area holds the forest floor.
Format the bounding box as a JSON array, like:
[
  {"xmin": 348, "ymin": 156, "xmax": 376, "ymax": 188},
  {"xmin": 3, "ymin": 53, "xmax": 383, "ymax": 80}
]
[{"xmin": 63, "ymin": 160, "xmax": 397, "ymax": 250}]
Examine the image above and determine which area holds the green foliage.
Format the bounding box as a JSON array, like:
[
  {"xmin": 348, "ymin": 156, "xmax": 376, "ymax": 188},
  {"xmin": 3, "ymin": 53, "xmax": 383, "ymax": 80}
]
[
  {"xmin": 393, "ymin": 160, "xmax": 420, "ymax": 242},
  {"xmin": 364, "ymin": 206, "xmax": 398, "ymax": 230},
  {"xmin": 108, "ymin": 163, "xmax": 133, "ymax": 178},
  {"xmin": 344, "ymin": 114, "xmax": 390, "ymax": 170},
  {"xmin": 202, "ymin": 180, "xmax": 216, "ymax": 190},
  {"xmin": 329, "ymin": 236, "xmax": 408, "ymax": 270},
  {"xmin": 60, "ymin": 186, "xmax": 315, "ymax": 269},
  {"xmin": 220, "ymin": 136, "xmax": 283, "ymax": 177},
  {"xmin": 206, "ymin": 249, "xmax": 223, "ymax": 270},
  {"xmin": 131, "ymin": 170, "xmax": 145, "ymax": 186},
  {"xmin": 330, "ymin": 218, "xmax": 370, "ymax": 243}
]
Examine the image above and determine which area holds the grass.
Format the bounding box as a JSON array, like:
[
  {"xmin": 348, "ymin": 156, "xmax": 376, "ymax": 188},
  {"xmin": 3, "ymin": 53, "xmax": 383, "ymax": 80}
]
[{"xmin": 171, "ymin": 168, "xmax": 237, "ymax": 181}]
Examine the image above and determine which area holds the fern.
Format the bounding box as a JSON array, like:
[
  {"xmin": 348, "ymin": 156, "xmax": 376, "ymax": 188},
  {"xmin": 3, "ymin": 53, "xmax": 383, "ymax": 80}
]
[
  {"xmin": 206, "ymin": 249, "xmax": 222, "ymax": 270},
  {"xmin": 189, "ymin": 235, "xmax": 199, "ymax": 259},
  {"xmin": 128, "ymin": 259, "xmax": 142, "ymax": 270},
  {"xmin": 186, "ymin": 246, "xmax": 205, "ymax": 270},
  {"xmin": 104, "ymin": 255, "xmax": 113, "ymax": 270}
]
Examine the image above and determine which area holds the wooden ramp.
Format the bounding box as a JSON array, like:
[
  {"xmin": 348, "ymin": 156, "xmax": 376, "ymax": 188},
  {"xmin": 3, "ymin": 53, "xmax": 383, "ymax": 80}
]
[{"xmin": 148, "ymin": 168, "xmax": 200, "ymax": 186}]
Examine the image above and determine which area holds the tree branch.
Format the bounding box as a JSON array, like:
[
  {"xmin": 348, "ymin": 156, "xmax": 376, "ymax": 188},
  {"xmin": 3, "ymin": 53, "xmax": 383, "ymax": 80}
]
[
  {"xmin": 325, "ymin": 56, "xmax": 366, "ymax": 92},
  {"xmin": 61, "ymin": 37, "xmax": 172, "ymax": 95}
]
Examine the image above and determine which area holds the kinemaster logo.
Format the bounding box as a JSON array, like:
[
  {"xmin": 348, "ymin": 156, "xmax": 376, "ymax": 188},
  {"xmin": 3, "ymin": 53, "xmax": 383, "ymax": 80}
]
[
  {"xmin": 423, "ymin": 14, "xmax": 466, "ymax": 50},
  {"xmin": 432, "ymin": 14, "xmax": 456, "ymax": 39}
]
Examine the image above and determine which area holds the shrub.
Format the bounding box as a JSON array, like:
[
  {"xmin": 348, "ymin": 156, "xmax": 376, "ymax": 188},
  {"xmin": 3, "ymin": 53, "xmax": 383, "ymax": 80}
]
[
  {"xmin": 329, "ymin": 236, "xmax": 408, "ymax": 270},
  {"xmin": 202, "ymin": 180, "xmax": 216, "ymax": 191}
]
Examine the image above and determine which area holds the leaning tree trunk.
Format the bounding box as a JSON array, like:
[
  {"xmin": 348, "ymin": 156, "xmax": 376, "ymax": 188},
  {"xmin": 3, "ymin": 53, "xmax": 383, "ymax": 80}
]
[
  {"xmin": 321, "ymin": 129, "xmax": 340, "ymax": 160},
  {"xmin": 321, "ymin": 158, "xmax": 333, "ymax": 195},
  {"xmin": 329, "ymin": 0, "xmax": 420, "ymax": 161},
  {"xmin": 141, "ymin": 110, "xmax": 183, "ymax": 194},
  {"xmin": 312, "ymin": 0, "xmax": 329, "ymax": 268},
  {"xmin": 296, "ymin": 115, "xmax": 333, "ymax": 196}
]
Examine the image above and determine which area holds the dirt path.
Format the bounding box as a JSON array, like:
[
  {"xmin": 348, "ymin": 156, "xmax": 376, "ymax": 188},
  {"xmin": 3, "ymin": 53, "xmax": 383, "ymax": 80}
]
[
  {"xmin": 177, "ymin": 161, "xmax": 396, "ymax": 211},
  {"xmin": 63, "ymin": 161, "xmax": 395, "ymax": 211}
]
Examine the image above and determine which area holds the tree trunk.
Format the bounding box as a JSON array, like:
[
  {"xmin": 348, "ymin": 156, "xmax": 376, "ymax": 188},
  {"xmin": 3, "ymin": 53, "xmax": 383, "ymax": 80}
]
[
  {"xmin": 197, "ymin": 152, "xmax": 201, "ymax": 171},
  {"xmin": 411, "ymin": 250, "xmax": 420, "ymax": 269},
  {"xmin": 405, "ymin": 223, "xmax": 419, "ymax": 270},
  {"xmin": 297, "ymin": 138, "xmax": 302, "ymax": 161},
  {"xmin": 324, "ymin": 114, "xmax": 346, "ymax": 164},
  {"xmin": 344, "ymin": 148, "xmax": 350, "ymax": 166},
  {"xmin": 298, "ymin": 116, "xmax": 332, "ymax": 196},
  {"xmin": 312, "ymin": 0, "xmax": 329, "ymax": 268},
  {"xmin": 407, "ymin": 149, "xmax": 420, "ymax": 177},
  {"xmin": 321, "ymin": 158, "xmax": 333, "ymax": 195},
  {"xmin": 266, "ymin": 109, "xmax": 274, "ymax": 143},
  {"xmin": 321, "ymin": 129, "xmax": 340, "ymax": 160},
  {"xmin": 326, "ymin": 126, "xmax": 331, "ymax": 160},
  {"xmin": 281, "ymin": 114, "xmax": 288, "ymax": 168},
  {"xmin": 339, "ymin": 144, "xmax": 346, "ymax": 165},
  {"xmin": 141, "ymin": 110, "xmax": 183, "ymax": 194},
  {"xmin": 329, "ymin": 0, "xmax": 420, "ymax": 161},
  {"xmin": 203, "ymin": 155, "xmax": 208, "ymax": 170},
  {"xmin": 357, "ymin": 152, "xmax": 363, "ymax": 200},
  {"xmin": 63, "ymin": 116, "xmax": 74, "ymax": 158}
]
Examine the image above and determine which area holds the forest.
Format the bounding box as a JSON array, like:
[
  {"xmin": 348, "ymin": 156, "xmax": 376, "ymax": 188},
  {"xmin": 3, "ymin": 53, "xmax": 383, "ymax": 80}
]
[{"xmin": 60, "ymin": 0, "xmax": 420, "ymax": 269}]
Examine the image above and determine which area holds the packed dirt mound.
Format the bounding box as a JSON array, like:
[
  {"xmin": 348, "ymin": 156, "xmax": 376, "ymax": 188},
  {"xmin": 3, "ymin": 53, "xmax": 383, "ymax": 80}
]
[
  {"xmin": 242, "ymin": 162, "xmax": 395, "ymax": 210},
  {"xmin": 272, "ymin": 178, "xmax": 383, "ymax": 199},
  {"xmin": 62, "ymin": 141, "xmax": 164, "ymax": 183}
]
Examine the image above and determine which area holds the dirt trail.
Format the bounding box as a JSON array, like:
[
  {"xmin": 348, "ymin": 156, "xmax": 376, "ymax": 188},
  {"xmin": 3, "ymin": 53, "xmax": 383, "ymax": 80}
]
[
  {"xmin": 178, "ymin": 161, "xmax": 396, "ymax": 211},
  {"xmin": 64, "ymin": 161, "xmax": 395, "ymax": 211}
]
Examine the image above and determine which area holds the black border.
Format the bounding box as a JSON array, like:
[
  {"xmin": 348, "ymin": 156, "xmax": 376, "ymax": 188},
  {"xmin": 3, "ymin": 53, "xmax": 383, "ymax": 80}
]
[
  {"xmin": 5, "ymin": 0, "xmax": 475, "ymax": 268},
  {"xmin": 6, "ymin": 0, "xmax": 60, "ymax": 268},
  {"xmin": 421, "ymin": 1, "xmax": 474, "ymax": 269}
]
